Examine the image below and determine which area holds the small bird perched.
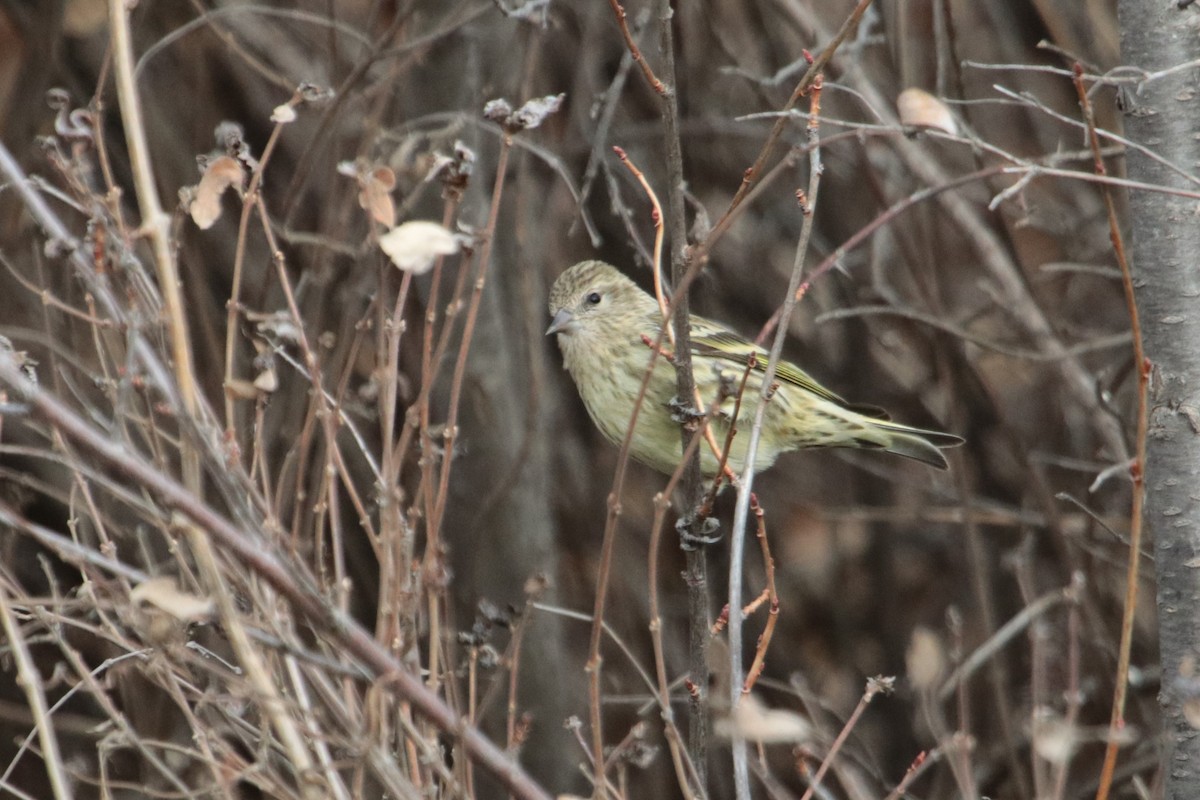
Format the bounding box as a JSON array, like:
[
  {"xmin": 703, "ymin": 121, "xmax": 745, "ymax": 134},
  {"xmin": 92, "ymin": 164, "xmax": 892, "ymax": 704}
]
[{"xmin": 547, "ymin": 260, "xmax": 962, "ymax": 477}]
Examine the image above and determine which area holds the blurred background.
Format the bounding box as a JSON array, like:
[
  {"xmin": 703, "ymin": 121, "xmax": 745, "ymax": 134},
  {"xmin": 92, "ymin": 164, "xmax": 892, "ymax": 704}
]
[{"xmin": 0, "ymin": 1, "xmax": 1150, "ymax": 798}]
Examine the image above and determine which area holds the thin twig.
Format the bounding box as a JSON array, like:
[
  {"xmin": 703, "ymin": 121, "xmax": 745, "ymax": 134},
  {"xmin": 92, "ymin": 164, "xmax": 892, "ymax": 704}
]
[
  {"xmin": 0, "ymin": 355, "xmax": 554, "ymax": 800},
  {"xmin": 647, "ymin": 423, "xmax": 709, "ymax": 800},
  {"xmin": 729, "ymin": 74, "xmax": 824, "ymax": 800},
  {"xmin": 428, "ymin": 133, "xmax": 514, "ymax": 553},
  {"xmin": 798, "ymin": 676, "xmax": 891, "ymax": 800},
  {"xmin": 0, "ymin": 580, "xmax": 73, "ymax": 800},
  {"xmin": 756, "ymin": 165, "xmax": 1007, "ymax": 344},
  {"xmin": 654, "ymin": 2, "xmax": 712, "ymax": 791},
  {"xmin": 711, "ymin": 0, "xmax": 871, "ymax": 241},
  {"xmin": 882, "ymin": 745, "xmax": 951, "ymax": 800},
  {"xmin": 107, "ymin": 0, "xmax": 199, "ymax": 428},
  {"xmin": 1075, "ymin": 61, "xmax": 1148, "ymax": 800},
  {"xmin": 615, "ymin": 147, "xmax": 738, "ymax": 483},
  {"xmin": 224, "ymin": 91, "xmax": 295, "ymax": 434},
  {"xmin": 605, "ymin": 0, "xmax": 666, "ymax": 94},
  {"xmin": 740, "ymin": 495, "xmax": 779, "ymax": 694},
  {"xmin": 937, "ymin": 587, "xmax": 1071, "ymax": 703}
]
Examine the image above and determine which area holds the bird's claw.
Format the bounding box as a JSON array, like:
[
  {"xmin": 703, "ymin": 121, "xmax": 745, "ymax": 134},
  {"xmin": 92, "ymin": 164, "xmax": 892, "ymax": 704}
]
[
  {"xmin": 668, "ymin": 395, "xmax": 705, "ymax": 424},
  {"xmin": 677, "ymin": 515, "xmax": 721, "ymax": 550}
]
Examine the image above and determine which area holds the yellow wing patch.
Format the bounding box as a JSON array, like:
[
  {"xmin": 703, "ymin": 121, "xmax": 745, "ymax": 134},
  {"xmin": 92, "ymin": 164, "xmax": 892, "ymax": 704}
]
[{"xmin": 689, "ymin": 322, "xmax": 851, "ymax": 408}]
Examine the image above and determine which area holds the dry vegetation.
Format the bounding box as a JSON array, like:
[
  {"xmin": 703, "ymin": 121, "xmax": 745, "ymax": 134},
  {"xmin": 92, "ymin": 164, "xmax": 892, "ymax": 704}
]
[{"xmin": 0, "ymin": 1, "xmax": 1165, "ymax": 799}]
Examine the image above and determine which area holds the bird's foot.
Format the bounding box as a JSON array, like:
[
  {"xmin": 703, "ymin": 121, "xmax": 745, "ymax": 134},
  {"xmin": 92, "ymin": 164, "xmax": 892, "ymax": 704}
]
[
  {"xmin": 676, "ymin": 514, "xmax": 721, "ymax": 550},
  {"xmin": 668, "ymin": 395, "xmax": 705, "ymax": 425}
]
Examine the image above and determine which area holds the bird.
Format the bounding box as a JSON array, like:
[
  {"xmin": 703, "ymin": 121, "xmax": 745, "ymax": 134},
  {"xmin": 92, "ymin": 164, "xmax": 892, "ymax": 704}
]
[{"xmin": 546, "ymin": 260, "xmax": 962, "ymax": 477}]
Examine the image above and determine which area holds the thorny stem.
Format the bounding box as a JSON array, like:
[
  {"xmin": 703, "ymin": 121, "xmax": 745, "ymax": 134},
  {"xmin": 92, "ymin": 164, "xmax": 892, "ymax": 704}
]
[{"xmin": 1074, "ymin": 62, "xmax": 1147, "ymax": 800}]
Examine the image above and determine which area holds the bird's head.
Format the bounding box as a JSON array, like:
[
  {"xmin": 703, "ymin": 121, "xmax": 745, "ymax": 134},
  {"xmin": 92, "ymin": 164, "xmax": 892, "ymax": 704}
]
[{"xmin": 546, "ymin": 260, "xmax": 652, "ymax": 342}]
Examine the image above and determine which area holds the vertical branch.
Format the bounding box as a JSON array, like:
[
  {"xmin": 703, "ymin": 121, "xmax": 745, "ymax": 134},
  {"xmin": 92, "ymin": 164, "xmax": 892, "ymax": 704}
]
[
  {"xmin": 649, "ymin": 415, "xmax": 717, "ymax": 800},
  {"xmin": 224, "ymin": 103, "xmax": 293, "ymax": 435},
  {"xmin": 653, "ymin": 2, "xmax": 713, "ymax": 788},
  {"xmin": 584, "ymin": 276, "xmax": 693, "ymax": 798},
  {"xmin": 107, "ymin": 0, "xmax": 199, "ymax": 430},
  {"xmin": 727, "ymin": 74, "xmax": 824, "ymax": 800},
  {"xmin": 1115, "ymin": 12, "xmax": 1200, "ymax": 791},
  {"xmin": 108, "ymin": 9, "xmax": 325, "ymax": 794},
  {"xmin": 1073, "ymin": 64, "xmax": 1147, "ymax": 800},
  {"xmin": 428, "ymin": 133, "xmax": 513, "ymax": 547},
  {"xmin": 0, "ymin": 581, "xmax": 72, "ymax": 800}
]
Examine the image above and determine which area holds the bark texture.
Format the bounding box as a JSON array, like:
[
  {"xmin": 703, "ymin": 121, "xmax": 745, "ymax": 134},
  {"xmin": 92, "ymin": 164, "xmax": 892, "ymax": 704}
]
[{"xmin": 1119, "ymin": 2, "xmax": 1200, "ymax": 796}]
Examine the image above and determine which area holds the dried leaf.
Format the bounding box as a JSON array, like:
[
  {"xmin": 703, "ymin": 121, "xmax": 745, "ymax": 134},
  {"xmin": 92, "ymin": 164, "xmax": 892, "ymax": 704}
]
[
  {"xmin": 897, "ymin": 88, "xmax": 957, "ymax": 135},
  {"xmin": 511, "ymin": 93, "xmax": 565, "ymax": 130},
  {"xmin": 380, "ymin": 220, "xmax": 460, "ymax": 274},
  {"xmin": 358, "ymin": 166, "xmax": 397, "ymax": 227},
  {"xmin": 906, "ymin": 626, "xmax": 946, "ymax": 692},
  {"xmin": 253, "ymin": 367, "xmax": 278, "ymax": 393},
  {"xmin": 716, "ymin": 695, "xmax": 811, "ymax": 744},
  {"xmin": 225, "ymin": 378, "xmax": 259, "ymax": 400},
  {"xmin": 131, "ymin": 577, "xmax": 215, "ymax": 622},
  {"xmin": 190, "ymin": 155, "xmax": 245, "ymax": 229}
]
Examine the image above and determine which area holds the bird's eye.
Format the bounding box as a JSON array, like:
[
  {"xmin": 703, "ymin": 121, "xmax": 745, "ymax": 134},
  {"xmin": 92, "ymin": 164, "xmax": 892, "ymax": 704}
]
[{"xmin": 585, "ymin": 291, "xmax": 602, "ymax": 306}]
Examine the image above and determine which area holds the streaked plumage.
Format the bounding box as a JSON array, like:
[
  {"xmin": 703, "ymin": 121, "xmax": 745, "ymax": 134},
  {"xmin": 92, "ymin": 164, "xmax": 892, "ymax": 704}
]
[{"xmin": 547, "ymin": 260, "xmax": 962, "ymax": 476}]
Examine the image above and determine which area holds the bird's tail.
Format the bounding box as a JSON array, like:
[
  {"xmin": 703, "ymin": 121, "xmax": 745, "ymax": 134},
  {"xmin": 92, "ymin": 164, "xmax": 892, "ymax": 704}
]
[{"xmin": 867, "ymin": 420, "xmax": 964, "ymax": 470}]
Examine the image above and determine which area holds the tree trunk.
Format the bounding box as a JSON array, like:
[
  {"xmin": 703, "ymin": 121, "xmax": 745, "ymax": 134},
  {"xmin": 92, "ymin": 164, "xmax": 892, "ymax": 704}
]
[{"xmin": 1119, "ymin": 4, "xmax": 1200, "ymax": 797}]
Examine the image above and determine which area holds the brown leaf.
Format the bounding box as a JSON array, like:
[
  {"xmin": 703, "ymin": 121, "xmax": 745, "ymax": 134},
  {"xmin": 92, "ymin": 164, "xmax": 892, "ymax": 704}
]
[
  {"xmin": 190, "ymin": 156, "xmax": 245, "ymax": 229},
  {"xmin": 357, "ymin": 166, "xmax": 397, "ymax": 227},
  {"xmin": 906, "ymin": 626, "xmax": 946, "ymax": 692},
  {"xmin": 253, "ymin": 367, "xmax": 278, "ymax": 393},
  {"xmin": 716, "ymin": 695, "xmax": 811, "ymax": 744},
  {"xmin": 224, "ymin": 378, "xmax": 259, "ymax": 400},
  {"xmin": 897, "ymin": 88, "xmax": 957, "ymax": 135}
]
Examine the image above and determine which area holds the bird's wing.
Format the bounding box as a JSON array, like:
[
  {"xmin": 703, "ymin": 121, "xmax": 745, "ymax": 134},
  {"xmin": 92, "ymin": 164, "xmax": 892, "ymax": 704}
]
[{"xmin": 689, "ymin": 320, "xmax": 854, "ymax": 409}]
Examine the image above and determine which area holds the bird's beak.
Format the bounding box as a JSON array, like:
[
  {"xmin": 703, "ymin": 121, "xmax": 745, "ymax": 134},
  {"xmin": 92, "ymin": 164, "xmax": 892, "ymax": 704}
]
[{"xmin": 546, "ymin": 308, "xmax": 576, "ymax": 336}]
